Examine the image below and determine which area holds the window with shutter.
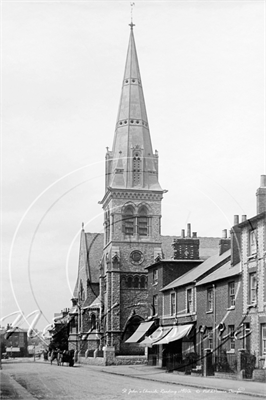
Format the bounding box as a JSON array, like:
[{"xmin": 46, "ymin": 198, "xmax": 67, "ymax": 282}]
[
  {"xmin": 138, "ymin": 206, "xmax": 148, "ymax": 236},
  {"xmin": 123, "ymin": 206, "xmax": 134, "ymax": 235}
]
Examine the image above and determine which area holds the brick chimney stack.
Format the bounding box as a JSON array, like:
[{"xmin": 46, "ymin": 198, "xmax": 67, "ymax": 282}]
[
  {"xmin": 256, "ymin": 175, "xmax": 266, "ymax": 214},
  {"xmin": 187, "ymin": 223, "xmax": 191, "ymax": 238},
  {"xmin": 219, "ymin": 229, "xmax": 231, "ymax": 255},
  {"xmin": 172, "ymin": 223, "xmax": 199, "ymax": 260},
  {"xmin": 234, "ymin": 215, "xmax": 239, "ymax": 225}
]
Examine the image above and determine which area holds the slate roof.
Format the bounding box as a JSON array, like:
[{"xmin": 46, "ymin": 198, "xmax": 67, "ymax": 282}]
[
  {"xmin": 85, "ymin": 233, "xmax": 104, "ymax": 283},
  {"xmin": 82, "ymin": 294, "xmax": 100, "ymax": 309},
  {"xmin": 196, "ymin": 261, "xmax": 241, "ymax": 286},
  {"xmin": 72, "ymin": 232, "xmax": 104, "ymax": 299},
  {"xmin": 161, "ymin": 249, "xmax": 231, "ymax": 291},
  {"xmin": 86, "ymin": 296, "xmax": 101, "ymax": 309},
  {"xmin": 108, "ymin": 27, "xmax": 162, "ymax": 191}
]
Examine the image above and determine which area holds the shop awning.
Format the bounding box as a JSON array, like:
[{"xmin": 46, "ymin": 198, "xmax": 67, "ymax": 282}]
[
  {"xmin": 139, "ymin": 326, "xmax": 173, "ymax": 347},
  {"xmin": 125, "ymin": 321, "xmax": 154, "ymax": 343},
  {"xmin": 153, "ymin": 324, "xmax": 193, "ymax": 345}
]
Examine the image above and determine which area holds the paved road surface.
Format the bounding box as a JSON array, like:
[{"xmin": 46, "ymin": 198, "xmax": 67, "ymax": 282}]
[{"xmin": 1, "ymin": 361, "xmax": 256, "ymax": 400}]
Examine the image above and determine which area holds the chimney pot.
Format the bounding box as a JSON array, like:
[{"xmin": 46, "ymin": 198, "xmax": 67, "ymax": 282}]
[
  {"xmin": 257, "ymin": 175, "xmax": 266, "ymax": 214},
  {"xmin": 181, "ymin": 229, "xmax": 185, "ymax": 238},
  {"xmin": 242, "ymin": 215, "xmax": 247, "ymax": 222},
  {"xmin": 260, "ymin": 175, "xmax": 266, "ymax": 187},
  {"xmin": 192, "ymin": 232, "xmax": 197, "ymax": 238},
  {"xmin": 187, "ymin": 223, "xmax": 191, "ymax": 238},
  {"xmin": 222, "ymin": 229, "xmax": 227, "ymax": 239},
  {"xmin": 234, "ymin": 215, "xmax": 239, "ymax": 225}
]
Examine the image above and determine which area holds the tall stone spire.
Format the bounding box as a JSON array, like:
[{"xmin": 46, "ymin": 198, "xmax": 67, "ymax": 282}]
[{"xmin": 105, "ymin": 25, "xmax": 162, "ymax": 191}]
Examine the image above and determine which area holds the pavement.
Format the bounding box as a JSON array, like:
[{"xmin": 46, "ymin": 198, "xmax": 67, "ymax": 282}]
[
  {"xmin": 0, "ymin": 369, "xmax": 36, "ymax": 399},
  {"xmin": 97, "ymin": 364, "xmax": 266, "ymax": 398},
  {"xmin": 0, "ymin": 358, "xmax": 265, "ymax": 399}
]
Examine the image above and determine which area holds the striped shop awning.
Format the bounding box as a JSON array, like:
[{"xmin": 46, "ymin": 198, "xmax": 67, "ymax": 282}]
[{"xmin": 125, "ymin": 321, "xmax": 154, "ymax": 343}]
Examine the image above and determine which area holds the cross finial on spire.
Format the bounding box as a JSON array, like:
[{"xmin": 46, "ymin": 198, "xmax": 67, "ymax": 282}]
[{"xmin": 129, "ymin": 3, "xmax": 135, "ymax": 29}]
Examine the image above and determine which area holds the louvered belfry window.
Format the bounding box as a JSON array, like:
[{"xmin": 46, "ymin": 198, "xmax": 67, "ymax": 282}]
[
  {"xmin": 133, "ymin": 151, "xmax": 141, "ymax": 186},
  {"xmin": 138, "ymin": 207, "xmax": 148, "ymax": 236},
  {"xmin": 123, "ymin": 206, "xmax": 134, "ymax": 235}
]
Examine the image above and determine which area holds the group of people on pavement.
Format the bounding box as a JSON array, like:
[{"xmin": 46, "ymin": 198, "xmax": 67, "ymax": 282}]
[{"xmin": 44, "ymin": 348, "xmax": 75, "ymax": 367}]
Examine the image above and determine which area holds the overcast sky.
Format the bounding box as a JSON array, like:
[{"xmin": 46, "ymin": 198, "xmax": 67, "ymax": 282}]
[{"xmin": 1, "ymin": 0, "xmax": 265, "ymax": 331}]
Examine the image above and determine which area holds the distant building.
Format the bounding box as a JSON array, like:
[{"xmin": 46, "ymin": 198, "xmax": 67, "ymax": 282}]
[{"xmin": 3, "ymin": 326, "xmax": 28, "ymax": 357}]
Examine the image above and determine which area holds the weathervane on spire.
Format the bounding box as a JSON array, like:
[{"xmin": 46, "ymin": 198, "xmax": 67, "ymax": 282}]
[{"xmin": 129, "ymin": 3, "xmax": 135, "ymax": 29}]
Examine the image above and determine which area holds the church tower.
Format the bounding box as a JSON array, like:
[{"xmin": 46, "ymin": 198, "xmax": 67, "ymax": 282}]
[{"xmin": 99, "ymin": 24, "xmax": 165, "ymax": 354}]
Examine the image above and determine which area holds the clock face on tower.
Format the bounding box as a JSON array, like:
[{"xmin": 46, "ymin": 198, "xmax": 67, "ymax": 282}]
[{"xmin": 130, "ymin": 250, "xmax": 144, "ymax": 265}]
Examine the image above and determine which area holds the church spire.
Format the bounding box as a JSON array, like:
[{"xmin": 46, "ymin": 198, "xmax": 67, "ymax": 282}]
[{"xmin": 106, "ymin": 25, "xmax": 162, "ymax": 191}]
